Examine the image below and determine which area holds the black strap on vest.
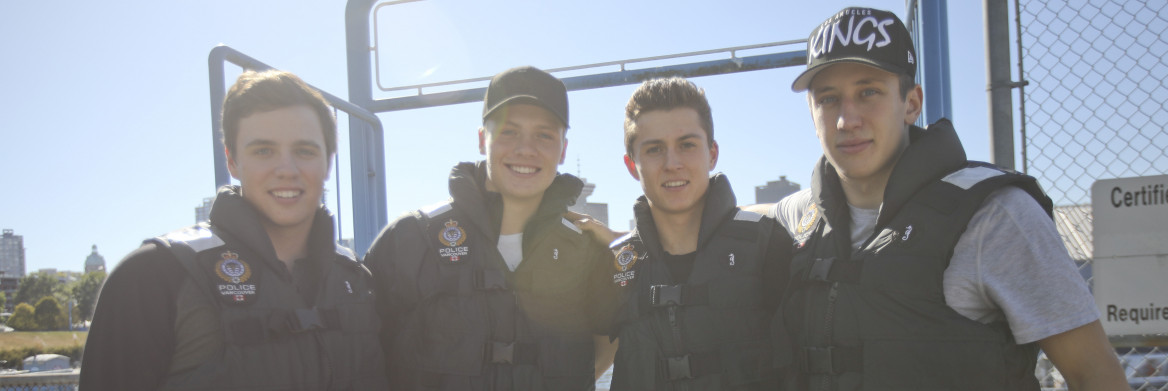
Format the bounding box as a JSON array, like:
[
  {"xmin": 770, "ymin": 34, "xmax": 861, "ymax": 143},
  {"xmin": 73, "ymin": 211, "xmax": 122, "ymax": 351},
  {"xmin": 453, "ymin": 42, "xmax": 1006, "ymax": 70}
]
[
  {"xmin": 665, "ymin": 350, "xmax": 722, "ymax": 381},
  {"xmin": 226, "ymin": 308, "xmax": 343, "ymax": 345},
  {"xmin": 474, "ymin": 269, "xmax": 509, "ymax": 291},
  {"xmin": 804, "ymin": 257, "xmax": 863, "ymax": 284}
]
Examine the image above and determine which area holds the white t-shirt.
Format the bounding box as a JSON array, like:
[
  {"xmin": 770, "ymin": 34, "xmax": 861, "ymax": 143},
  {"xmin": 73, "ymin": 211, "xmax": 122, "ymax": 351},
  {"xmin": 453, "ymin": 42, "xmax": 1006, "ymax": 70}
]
[
  {"xmin": 498, "ymin": 233, "xmax": 523, "ymax": 271},
  {"xmin": 774, "ymin": 186, "xmax": 1099, "ymax": 344}
]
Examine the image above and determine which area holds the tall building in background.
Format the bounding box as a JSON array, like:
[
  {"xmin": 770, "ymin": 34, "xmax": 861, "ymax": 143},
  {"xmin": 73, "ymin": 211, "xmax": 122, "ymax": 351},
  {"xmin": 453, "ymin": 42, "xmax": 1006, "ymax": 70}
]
[
  {"xmin": 85, "ymin": 245, "xmax": 106, "ymax": 273},
  {"xmin": 0, "ymin": 229, "xmax": 25, "ymax": 278},
  {"xmin": 568, "ymin": 178, "xmax": 610, "ymax": 226},
  {"xmin": 195, "ymin": 197, "xmax": 214, "ymax": 224},
  {"xmin": 755, "ymin": 176, "xmax": 801, "ymax": 204}
]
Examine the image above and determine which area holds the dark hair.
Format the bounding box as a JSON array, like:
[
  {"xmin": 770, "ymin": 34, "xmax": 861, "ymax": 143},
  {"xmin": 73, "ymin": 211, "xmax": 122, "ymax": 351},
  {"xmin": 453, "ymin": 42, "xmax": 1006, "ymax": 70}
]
[
  {"xmin": 898, "ymin": 72, "xmax": 917, "ymax": 100},
  {"xmin": 623, "ymin": 77, "xmax": 714, "ymax": 156},
  {"xmin": 221, "ymin": 70, "xmax": 336, "ymax": 158}
]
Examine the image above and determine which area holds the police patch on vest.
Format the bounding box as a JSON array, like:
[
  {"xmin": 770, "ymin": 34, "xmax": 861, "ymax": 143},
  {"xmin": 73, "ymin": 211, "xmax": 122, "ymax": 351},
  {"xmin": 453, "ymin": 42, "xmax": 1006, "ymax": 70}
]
[
  {"xmin": 798, "ymin": 203, "xmax": 819, "ymax": 234},
  {"xmin": 438, "ymin": 219, "xmax": 469, "ymax": 262},
  {"xmin": 612, "ymin": 244, "xmax": 638, "ymax": 286},
  {"xmin": 214, "ymin": 251, "xmax": 256, "ymax": 304}
]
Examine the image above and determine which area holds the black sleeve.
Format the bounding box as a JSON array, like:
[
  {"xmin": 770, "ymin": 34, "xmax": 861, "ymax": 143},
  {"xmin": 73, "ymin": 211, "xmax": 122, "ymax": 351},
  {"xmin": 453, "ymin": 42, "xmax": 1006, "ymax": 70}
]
[
  {"xmin": 761, "ymin": 219, "xmax": 794, "ymax": 312},
  {"xmin": 363, "ymin": 214, "xmax": 428, "ymax": 375},
  {"xmin": 79, "ymin": 243, "xmax": 187, "ymax": 391}
]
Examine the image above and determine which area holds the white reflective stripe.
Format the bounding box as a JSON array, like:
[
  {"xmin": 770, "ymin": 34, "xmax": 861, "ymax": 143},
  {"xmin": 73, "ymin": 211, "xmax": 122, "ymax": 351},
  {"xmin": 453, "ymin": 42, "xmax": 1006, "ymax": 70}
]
[
  {"xmin": 561, "ymin": 218, "xmax": 583, "ymax": 234},
  {"xmin": 942, "ymin": 166, "xmax": 1006, "ymax": 190},
  {"xmin": 610, "ymin": 231, "xmax": 635, "ymax": 249},
  {"xmin": 421, "ymin": 201, "xmax": 453, "ymax": 218},
  {"xmin": 733, "ymin": 210, "xmax": 764, "ymax": 222},
  {"xmin": 164, "ymin": 225, "xmax": 225, "ymax": 253}
]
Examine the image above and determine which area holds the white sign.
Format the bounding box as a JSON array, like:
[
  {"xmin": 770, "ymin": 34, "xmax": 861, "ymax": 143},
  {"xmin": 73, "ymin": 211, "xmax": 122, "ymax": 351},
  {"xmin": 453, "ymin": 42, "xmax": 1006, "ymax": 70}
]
[{"xmin": 1091, "ymin": 175, "xmax": 1168, "ymax": 335}]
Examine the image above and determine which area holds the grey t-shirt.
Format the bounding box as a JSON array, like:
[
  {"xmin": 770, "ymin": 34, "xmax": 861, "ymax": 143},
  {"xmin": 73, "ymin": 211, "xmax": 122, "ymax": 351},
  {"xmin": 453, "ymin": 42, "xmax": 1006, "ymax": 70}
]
[{"xmin": 774, "ymin": 186, "xmax": 1098, "ymax": 344}]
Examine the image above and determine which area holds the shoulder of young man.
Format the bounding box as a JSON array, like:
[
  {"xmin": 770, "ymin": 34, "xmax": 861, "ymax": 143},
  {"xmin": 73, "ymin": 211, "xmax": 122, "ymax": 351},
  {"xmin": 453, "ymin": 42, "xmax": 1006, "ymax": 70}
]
[
  {"xmin": 363, "ymin": 201, "xmax": 444, "ymax": 267},
  {"xmin": 106, "ymin": 241, "xmax": 191, "ymax": 296}
]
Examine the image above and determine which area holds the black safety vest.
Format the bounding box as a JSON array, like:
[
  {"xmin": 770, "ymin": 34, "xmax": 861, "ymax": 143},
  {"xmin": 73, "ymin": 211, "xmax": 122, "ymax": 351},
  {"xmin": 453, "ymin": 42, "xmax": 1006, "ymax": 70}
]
[
  {"xmin": 609, "ymin": 209, "xmax": 778, "ymax": 390},
  {"xmin": 152, "ymin": 224, "xmax": 387, "ymax": 391},
  {"xmin": 783, "ymin": 163, "xmax": 1052, "ymax": 391},
  {"xmin": 385, "ymin": 202, "xmax": 597, "ymax": 391}
]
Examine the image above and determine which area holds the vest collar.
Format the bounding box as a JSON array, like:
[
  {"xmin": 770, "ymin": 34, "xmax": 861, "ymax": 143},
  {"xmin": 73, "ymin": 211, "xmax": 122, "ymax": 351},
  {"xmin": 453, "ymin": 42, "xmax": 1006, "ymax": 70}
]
[
  {"xmin": 811, "ymin": 119, "xmax": 967, "ymax": 244},
  {"xmin": 207, "ymin": 185, "xmax": 336, "ymax": 278},
  {"xmin": 631, "ymin": 173, "xmax": 738, "ymax": 259},
  {"xmin": 447, "ymin": 161, "xmax": 585, "ymax": 242}
]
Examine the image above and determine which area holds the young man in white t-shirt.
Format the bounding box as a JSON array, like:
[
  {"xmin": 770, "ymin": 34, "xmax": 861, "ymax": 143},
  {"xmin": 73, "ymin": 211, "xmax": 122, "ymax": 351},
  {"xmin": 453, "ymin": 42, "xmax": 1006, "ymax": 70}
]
[{"xmin": 767, "ymin": 6, "xmax": 1126, "ymax": 390}]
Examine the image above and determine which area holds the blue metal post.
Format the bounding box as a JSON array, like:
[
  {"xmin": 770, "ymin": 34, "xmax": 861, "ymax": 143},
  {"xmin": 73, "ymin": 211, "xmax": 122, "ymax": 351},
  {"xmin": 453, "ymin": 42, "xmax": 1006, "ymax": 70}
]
[
  {"xmin": 209, "ymin": 50, "xmax": 230, "ymax": 189},
  {"xmin": 346, "ymin": 0, "xmax": 387, "ymax": 256},
  {"xmin": 920, "ymin": 0, "xmax": 953, "ymax": 124}
]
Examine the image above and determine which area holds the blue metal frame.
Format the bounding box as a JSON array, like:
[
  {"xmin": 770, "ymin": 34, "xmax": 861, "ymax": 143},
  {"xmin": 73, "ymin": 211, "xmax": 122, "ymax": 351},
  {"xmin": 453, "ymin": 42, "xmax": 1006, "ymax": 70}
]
[{"xmin": 918, "ymin": 0, "xmax": 953, "ymax": 124}]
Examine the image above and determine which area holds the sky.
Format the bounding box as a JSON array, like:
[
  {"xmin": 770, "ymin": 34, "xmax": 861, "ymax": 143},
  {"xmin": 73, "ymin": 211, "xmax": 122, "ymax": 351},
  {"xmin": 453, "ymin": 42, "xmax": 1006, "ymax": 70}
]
[{"xmin": 1, "ymin": 0, "xmax": 1009, "ymax": 273}]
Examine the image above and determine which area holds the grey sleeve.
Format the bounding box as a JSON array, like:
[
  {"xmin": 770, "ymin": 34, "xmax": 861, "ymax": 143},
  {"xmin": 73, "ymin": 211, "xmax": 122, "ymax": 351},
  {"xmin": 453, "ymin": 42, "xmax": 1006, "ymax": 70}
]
[{"xmin": 943, "ymin": 186, "xmax": 1099, "ymax": 344}]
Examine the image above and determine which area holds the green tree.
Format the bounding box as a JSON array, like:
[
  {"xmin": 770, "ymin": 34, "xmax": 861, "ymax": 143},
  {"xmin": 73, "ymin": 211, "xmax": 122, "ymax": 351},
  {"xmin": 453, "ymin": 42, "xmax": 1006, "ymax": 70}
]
[
  {"xmin": 0, "ymin": 291, "xmax": 6, "ymax": 312},
  {"xmin": 69, "ymin": 270, "xmax": 106, "ymax": 321},
  {"xmin": 33, "ymin": 296, "xmax": 66, "ymax": 331},
  {"xmin": 14, "ymin": 273, "xmax": 61, "ymax": 306},
  {"xmin": 8, "ymin": 302, "xmax": 37, "ymax": 331}
]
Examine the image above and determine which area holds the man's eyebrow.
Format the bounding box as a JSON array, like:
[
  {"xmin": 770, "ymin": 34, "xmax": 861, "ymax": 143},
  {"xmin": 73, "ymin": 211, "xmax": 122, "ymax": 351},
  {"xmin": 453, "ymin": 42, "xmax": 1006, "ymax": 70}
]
[
  {"xmin": 243, "ymin": 139, "xmax": 277, "ymax": 147},
  {"xmin": 292, "ymin": 140, "xmax": 323, "ymax": 149}
]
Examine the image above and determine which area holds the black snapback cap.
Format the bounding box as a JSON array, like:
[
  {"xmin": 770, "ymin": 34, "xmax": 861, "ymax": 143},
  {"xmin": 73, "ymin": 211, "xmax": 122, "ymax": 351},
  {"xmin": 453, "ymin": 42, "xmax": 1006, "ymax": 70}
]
[
  {"xmin": 792, "ymin": 7, "xmax": 917, "ymax": 92},
  {"xmin": 482, "ymin": 66, "xmax": 569, "ymax": 128}
]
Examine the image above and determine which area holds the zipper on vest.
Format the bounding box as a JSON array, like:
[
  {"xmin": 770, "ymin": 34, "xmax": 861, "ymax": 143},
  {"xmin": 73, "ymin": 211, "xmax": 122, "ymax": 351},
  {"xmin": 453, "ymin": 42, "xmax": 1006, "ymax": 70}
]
[{"xmin": 820, "ymin": 282, "xmax": 839, "ymax": 391}]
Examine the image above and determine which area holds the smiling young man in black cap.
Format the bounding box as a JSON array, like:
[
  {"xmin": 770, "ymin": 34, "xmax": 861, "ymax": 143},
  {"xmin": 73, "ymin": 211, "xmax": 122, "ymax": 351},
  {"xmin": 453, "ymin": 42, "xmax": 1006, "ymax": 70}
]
[
  {"xmin": 769, "ymin": 7, "xmax": 1127, "ymax": 390},
  {"xmin": 364, "ymin": 66, "xmax": 619, "ymax": 391}
]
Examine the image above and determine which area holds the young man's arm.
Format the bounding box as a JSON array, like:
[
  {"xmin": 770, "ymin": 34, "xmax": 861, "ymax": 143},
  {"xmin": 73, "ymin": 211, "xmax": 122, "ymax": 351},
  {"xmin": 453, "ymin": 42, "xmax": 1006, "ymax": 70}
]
[
  {"xmin": 565, "ymin": 211, "xmax": 626, "ymax": 246},
  {"xmin": 79, "ymin": 243, "xmax": 183, "ymax": 391},
  {"xmin": 953, "ymin": 187, "xmax": 1127, "ymax": 390},
  {"xmin": 593, "ymin": 335, "xmax": 617, "ymax": 380},
  {"xmin": 1037, "ymin": 320, "xmax": 1129, "ymax": 390}
]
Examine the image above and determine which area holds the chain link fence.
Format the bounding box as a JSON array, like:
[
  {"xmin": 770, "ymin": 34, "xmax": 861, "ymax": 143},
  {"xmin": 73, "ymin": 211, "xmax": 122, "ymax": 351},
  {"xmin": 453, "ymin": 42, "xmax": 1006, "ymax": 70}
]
[{"xmin": 1018, "ymin": 0, "xmax": 1168, "ymax": 389}]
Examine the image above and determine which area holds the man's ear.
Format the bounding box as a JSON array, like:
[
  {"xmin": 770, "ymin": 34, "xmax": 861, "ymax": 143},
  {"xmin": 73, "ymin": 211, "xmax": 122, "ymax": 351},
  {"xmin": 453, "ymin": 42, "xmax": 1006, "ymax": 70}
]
[
  {"xmin": 708, "ymin": 140, "xmax": 719, "ymax": 171},
  {"xmin": 478, "ymin": 127, "xmax": 487, "ymax": 155},
  {"xmin": 624, "ymin": 154, "xmax": 640, "ymax": 181},
  {"xmin": 226, "ymin": 147, "xmax": 239, "ymax": 180},
  {"xmin": 559, "ymin": 137, "xmax": 568, "ymax": 164},
  {"xmin": 903, "ymin": 84, "xmax": 924, "ymax": 125}
]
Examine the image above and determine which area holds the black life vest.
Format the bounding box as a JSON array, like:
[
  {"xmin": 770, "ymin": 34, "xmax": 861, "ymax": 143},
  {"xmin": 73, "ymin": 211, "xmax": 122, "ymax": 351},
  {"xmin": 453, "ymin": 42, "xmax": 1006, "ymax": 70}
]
[
  {"xmin": 782, "ymin": 162, "xmax": 1052, "ymax": 391},
  {"xmin": 609, "ymin": 208, "xmax": 779, "ymax": 390},
  {"xmin": 385, "ymin": 201, "xmax": 597, "ymax": 391},
  {"xmin": 153, "ymin": 223, "xmax": 387, "ymax": 391}
]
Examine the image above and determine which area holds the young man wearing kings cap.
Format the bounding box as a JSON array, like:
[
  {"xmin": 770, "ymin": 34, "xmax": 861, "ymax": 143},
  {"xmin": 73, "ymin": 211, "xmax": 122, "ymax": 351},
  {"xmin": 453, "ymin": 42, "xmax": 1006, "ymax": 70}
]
[
  {"xmin": 81, "ymin": 70, "xmax": 388, "ymax": 391},
  {"xmin": 766, "ymin": 7, "xmax": 1126, "ymax": 390},
  {"xmin": 363, "ymin": 66, "xmax": 620, "ymax": 391},
  {"xmin": 597, "ymin": 77, "xmax": 792, "ymax": 390}
]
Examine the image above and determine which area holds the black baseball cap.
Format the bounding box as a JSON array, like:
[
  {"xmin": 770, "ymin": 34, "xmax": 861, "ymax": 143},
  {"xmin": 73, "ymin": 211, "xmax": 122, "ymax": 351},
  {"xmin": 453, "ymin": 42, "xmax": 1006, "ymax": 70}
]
[
  {"xmin": 482, "ymin": 66, "xmax": 569, "ymax": 128},
  {"xmin": 792, "ymin": 7, "xmax": 917, "ymax": 92}
]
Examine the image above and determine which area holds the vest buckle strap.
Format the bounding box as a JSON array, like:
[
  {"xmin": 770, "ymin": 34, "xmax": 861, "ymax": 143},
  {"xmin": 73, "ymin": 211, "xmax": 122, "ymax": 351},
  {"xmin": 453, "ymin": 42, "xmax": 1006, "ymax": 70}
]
[
  {"xmin": 474, "ymin": 269, "xmax": 509, "ymax": 291},
  {"xmin": 666, "ymin": 354, "xmax": 693, "ymax": 380},
  {"xmin": 486, "ymin": 341, "xmax": 538, "ymax": 365},
  {"xmin": 651, "ymin": 285, "xmax": 684, "ymax": 307},
  {"xmin": 798, "ymin": 346, "xmax": 862, "ymax": 375},
  {"xmin": 808, "ymin": 257, "xmax": 835, "ymax": 282},
  {"xmin": 291, "ymin": 308, "xmax": 325, "ymax": 332},
  {"xmin": 650, "ymin": 284, "xmax": 709, "ymax": 307}
]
